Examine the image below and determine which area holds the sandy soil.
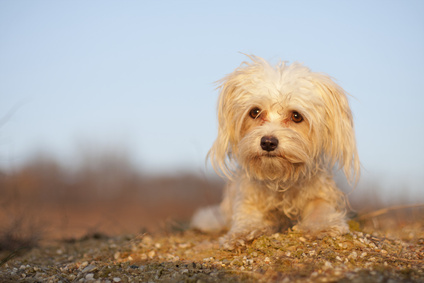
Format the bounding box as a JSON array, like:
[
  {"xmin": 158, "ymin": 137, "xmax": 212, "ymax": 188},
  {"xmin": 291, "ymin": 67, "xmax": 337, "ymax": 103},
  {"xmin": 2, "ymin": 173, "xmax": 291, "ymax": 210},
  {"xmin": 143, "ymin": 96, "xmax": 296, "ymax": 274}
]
[{"xmin": 0, "ymin": 217, "xmax": 423, "ymax": 282}]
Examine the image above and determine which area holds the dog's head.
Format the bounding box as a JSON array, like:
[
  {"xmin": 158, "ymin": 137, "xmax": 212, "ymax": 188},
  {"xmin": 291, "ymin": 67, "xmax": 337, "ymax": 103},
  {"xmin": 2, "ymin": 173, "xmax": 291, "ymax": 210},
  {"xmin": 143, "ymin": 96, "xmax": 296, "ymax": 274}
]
[{"xmin": 209, "ymin": 56, "xmax": 359, "ymax": 186}]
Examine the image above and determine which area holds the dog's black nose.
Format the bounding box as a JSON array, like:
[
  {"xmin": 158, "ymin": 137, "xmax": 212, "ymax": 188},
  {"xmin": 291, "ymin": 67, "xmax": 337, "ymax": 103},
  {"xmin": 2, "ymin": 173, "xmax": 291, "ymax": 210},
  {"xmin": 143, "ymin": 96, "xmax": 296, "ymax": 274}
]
[{"xmin": 260, "ymin": 136, "xmax": 279, "ymax": 152}]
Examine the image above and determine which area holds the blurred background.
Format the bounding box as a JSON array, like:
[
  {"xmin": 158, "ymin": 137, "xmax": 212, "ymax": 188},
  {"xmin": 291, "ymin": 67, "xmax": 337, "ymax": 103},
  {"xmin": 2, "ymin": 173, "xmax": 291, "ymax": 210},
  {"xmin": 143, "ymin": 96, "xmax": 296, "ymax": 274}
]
[{"xmin": 1, "ymin": 1, "xmax": 423, "ymax": 244}]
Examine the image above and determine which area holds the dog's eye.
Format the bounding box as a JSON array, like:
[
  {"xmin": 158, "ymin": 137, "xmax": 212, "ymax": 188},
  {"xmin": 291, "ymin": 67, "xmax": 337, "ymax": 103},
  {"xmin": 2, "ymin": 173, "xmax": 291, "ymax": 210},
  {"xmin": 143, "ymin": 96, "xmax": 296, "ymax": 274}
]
[
  {"xmin": 249, "ymin": 107, "xmax": 261, "ymax": 119},
  {"xmin": 291, "ymin": 111, "xmax": 303, "ymax": 123}
]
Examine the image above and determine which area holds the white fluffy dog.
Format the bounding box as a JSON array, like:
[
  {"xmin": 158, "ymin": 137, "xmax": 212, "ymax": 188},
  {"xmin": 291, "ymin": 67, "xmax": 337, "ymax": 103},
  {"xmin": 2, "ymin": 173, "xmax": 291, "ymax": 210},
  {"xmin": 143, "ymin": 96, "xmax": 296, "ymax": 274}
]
[{"xmin": 191, "ymin": 55, "xmax": 360, "ymax": 249}]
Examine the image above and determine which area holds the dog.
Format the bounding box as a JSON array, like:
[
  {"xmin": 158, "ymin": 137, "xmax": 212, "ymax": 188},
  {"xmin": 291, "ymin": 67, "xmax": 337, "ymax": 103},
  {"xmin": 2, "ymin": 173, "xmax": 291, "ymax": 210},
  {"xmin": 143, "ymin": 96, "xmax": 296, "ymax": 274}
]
[{"xmin": 191, "ymin": 55, "xmax": 360, "ymax": 249}]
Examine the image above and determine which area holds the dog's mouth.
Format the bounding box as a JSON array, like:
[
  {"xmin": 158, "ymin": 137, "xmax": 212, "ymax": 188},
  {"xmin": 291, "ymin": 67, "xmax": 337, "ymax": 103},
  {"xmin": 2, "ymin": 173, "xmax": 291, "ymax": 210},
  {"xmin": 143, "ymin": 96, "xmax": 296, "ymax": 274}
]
[
  {"xmin": 249, "ymin": 153, "xmax": 281, "ymax": 164},
  {"xmin": 258, "ymin": 151, "xmax": 304, "ymax": 165},
  {"xmin": 262, "ymin": 152, "xmax": 278, "ymax": 158},
  {"xmin": 258, "ymin": 151, "xmax": 283, "ymax": 159}
]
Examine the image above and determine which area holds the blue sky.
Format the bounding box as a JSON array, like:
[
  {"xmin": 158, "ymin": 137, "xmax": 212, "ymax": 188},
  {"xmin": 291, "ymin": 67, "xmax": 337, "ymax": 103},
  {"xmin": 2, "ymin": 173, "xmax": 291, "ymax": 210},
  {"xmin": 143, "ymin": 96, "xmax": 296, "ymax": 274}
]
[{"xmin": 1, "ymin": 1, "xmax": 423, "ymax": 201}]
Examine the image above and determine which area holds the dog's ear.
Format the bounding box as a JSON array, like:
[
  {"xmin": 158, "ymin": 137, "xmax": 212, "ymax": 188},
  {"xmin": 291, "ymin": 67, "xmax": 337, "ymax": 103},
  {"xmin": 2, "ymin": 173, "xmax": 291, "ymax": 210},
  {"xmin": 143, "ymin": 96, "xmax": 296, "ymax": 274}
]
[
  {"xmin": 208, "ymin": 76, "xmax": 239, "ymax": 178},
  {"xmin": 209, "ymin": 57, "xmax": 263, "ymax": 177},
  {"xmin": 313, "ymin": 75, "xmax": 360, "ymax": 184},
  {"xmin": 209, "ymin": 56, "xmax": 268, "ymax": 177}
]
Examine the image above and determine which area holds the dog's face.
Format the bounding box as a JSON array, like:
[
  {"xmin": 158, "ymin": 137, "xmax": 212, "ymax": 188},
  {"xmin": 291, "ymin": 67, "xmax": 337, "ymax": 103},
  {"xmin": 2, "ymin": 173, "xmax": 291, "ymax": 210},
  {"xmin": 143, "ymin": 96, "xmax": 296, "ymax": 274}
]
[{"xmin": 209, "ymin": 56, "xmax": 359, "ymax": 186}]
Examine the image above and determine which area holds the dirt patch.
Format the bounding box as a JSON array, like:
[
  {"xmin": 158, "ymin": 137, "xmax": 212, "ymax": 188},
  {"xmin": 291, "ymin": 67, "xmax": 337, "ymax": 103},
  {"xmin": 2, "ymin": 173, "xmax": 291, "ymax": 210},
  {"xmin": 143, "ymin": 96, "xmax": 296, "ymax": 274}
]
[{"xmin": 0, "ymin": 220, "xmax": 423, "ymax": 282}]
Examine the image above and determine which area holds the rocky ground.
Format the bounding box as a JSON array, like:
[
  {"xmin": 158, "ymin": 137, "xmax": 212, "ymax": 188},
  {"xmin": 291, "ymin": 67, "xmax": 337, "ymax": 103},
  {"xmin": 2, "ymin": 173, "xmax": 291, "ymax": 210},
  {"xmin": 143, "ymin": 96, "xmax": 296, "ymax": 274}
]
[{"xmin": 0, "ymin": 218, "xmax": 423, "ymax": 283}]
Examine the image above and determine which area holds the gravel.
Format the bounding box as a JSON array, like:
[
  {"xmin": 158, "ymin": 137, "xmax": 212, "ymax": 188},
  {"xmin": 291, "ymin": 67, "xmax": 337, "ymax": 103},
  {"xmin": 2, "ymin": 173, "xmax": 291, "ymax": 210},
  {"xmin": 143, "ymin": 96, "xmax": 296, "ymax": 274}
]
[{"xmin": 0, "ymin": 221, "xmax": 423, "ymax": 282}]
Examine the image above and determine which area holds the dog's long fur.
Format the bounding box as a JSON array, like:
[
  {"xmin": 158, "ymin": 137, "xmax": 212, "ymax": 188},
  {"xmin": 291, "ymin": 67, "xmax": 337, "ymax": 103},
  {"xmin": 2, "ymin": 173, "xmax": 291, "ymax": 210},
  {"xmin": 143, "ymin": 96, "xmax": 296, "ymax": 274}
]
[{"xmin": 191, "ymin": 56, "xmax": 360, "ymax": 249}]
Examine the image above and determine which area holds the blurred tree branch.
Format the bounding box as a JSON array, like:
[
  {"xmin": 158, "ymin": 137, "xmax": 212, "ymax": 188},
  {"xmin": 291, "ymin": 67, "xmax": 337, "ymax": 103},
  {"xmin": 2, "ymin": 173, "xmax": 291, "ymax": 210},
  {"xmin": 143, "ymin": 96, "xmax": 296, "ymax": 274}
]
[{"xmin": 0, "ymin": 102, "xmax": 24, "ymax": 128}]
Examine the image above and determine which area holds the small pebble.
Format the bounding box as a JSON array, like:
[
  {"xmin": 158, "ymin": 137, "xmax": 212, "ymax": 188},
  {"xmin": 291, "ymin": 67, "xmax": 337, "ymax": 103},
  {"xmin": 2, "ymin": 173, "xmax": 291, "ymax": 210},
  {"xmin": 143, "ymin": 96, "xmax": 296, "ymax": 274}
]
[{"xmin": 80, "ymin": 261, "xmax": 89, "ymax": 269}]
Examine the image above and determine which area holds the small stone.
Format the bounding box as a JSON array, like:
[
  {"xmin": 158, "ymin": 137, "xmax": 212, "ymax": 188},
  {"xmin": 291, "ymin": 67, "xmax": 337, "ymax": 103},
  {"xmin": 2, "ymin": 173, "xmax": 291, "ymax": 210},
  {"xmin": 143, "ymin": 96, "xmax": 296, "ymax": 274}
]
[
  {"xmin": 142, "ymin": 236, "xmax": 153, "ymax": 244},
  {"xmin": 348, "ymin": 251, "xmax": 358, "ymax": 260},
  {"xmin": 178, "ymin": 242, "xmax": 190, "ymax": 248},
  {"xmin": 113, "ymin": 278, "xmax": 121, "ymax": 282},
  {"xmin": 148, "ymin": 250, "xmax": 155, "ymax": 258},
  {"xmin": 82, "ymin": 264, "xmax": 97, "ymax": 273},
  {"xmin": 80, "ymin": 261, "xmax": 89, "ymax": 269},
  {"xmin": 324, "ymin": 261, "xmax": 333, "ymax": 269},
  {"xmin": 334, "ymin": 268, "xmax": 343, "ymax": 276}
]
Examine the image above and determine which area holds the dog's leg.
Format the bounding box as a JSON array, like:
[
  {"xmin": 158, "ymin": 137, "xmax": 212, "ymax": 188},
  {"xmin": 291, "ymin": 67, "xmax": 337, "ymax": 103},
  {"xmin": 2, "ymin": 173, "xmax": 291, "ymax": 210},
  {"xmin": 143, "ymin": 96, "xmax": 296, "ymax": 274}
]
[
  {"xmin": 219, "ymin": 196, "xmax": 272, "ymax": 250},
  {"xmin": 297, "ymin": 198, "xmax": 349, "ymax": 237}
]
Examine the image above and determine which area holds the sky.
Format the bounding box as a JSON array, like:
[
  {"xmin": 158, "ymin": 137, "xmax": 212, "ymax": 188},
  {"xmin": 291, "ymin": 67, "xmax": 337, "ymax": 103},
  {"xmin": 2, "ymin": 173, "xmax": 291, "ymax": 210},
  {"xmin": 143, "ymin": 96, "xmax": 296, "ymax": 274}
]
[{"xmin": 1, "ymin": 1, "xmax": 423, "ymax": 201}]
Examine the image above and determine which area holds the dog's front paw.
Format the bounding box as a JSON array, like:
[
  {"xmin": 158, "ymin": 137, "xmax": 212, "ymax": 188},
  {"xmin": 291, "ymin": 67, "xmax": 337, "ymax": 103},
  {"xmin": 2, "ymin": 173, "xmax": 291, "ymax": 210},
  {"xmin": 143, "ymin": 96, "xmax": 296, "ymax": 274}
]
[
  {"xmin": 298, "ymin": 199, "xmax": 349, "ymax": 238},
  {"xmin": 219, "ymin": 234, "xmax": 245, "ymax": 250},
  {"xmin": 219, "ymin": 228, "xmax": 268, "ymax": 250},
  {"xmin": 296, "ymin": 218, "xmax": 349, "ymax": 238}
]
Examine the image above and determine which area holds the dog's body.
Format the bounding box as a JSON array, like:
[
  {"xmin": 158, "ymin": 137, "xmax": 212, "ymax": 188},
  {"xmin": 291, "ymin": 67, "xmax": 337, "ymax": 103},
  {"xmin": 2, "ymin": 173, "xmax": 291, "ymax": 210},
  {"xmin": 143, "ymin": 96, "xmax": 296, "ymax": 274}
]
[{"xmin": 191, "ymin": 56, "xmax": 359, "ymax": 249}]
